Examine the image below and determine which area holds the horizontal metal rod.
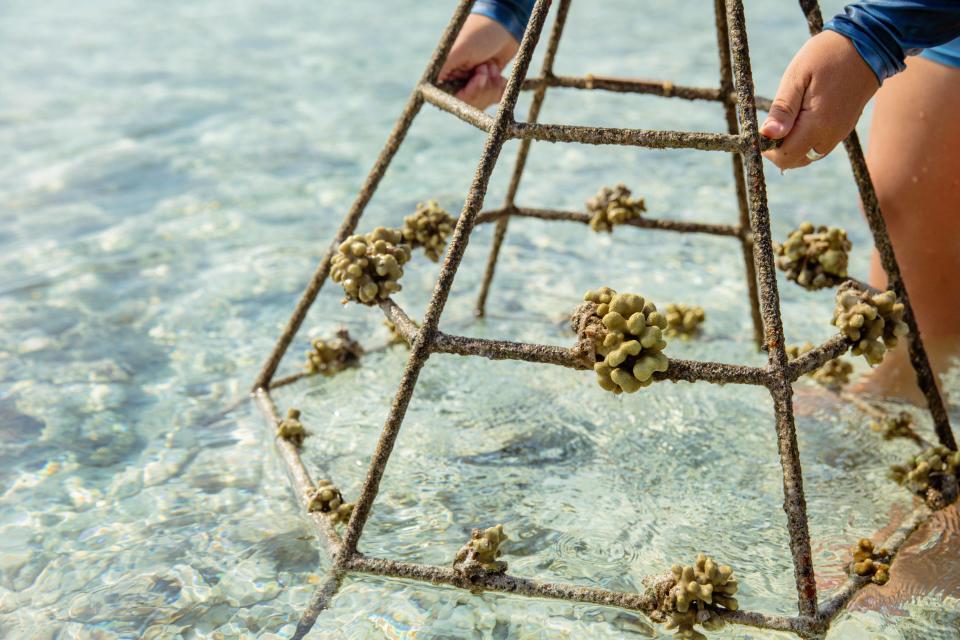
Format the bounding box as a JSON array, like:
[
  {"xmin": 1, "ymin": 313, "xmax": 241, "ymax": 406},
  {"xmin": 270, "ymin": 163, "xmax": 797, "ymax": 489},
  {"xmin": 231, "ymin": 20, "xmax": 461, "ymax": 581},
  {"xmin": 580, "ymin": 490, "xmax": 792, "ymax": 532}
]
[
  {"xmin": 508, "ymin": 121, "xmax": 766, "ymax": 151},
  {"xmin": 380, "ymin": 299, "xmax": 772, "ymax": 386},
  {"xmin": 420, "ymin": 83, "xmax": 495, "ymax": 132},
  {"xmin": 421, "ymin": 83, "xmax": 778, "ymax": 153},
  {"xmin": 476, "ymin": 206, "xmax": 743, "ymax": 238},
  {"xmin": 519, "ymin": 76, "xmax": 779, "ymax": 115},
  {"xmin": 254, "ymin": 389, "xmax": 344, "ymax": 551},
  {"xmin": 522, "ymin": 74, "xmax": 724, "ymax": 101}
]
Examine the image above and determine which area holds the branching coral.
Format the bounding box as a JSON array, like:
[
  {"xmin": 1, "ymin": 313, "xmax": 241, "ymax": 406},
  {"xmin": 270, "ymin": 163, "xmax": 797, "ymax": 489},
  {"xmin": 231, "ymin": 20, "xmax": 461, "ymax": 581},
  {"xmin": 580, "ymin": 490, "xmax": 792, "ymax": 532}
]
[
  {"xmin": 833, "ymin": 283, "xmax": 909, "ymax": 366},
  {"xmin": 304, "ymin": 328, "xmax": 363, "ymax": 375},
  {"xmin": 869, "ymin": 411, "xmax": 921, "ymax": 443},
  {"xmin": 306, "ymin": 479, "xmax": 355, "ymax": 526},
  {"xmin": 331, "ymin": 227, "xmax": 412, "ymax": 304},
  {"xmin": 277, "ymin": 408, "xmax": 307, "ymax": 448},
  {"xmin": 401, "ymin": 200, "xmax": 455, "ymax": 262},
  {"xmin": 775, "ymin": 222, "xmax": 851, "ymax": 290},
  {"xmin": 890, "ymin": 445, "xmax": 960, "ymax": 510},
  {"xmin": 850, "ymin": 538, "xmax": 891, "ymax": 585},
  {"xmin": 306, "ymin": 479, "xmax": 343, "ymax": 513},
  {"xmin": 662, "ymin": 554, "xmax": 739, "ymax": 640},
  {"xmin": 331, "ymin": 502, "xmax": 354, "ymax": 525},
  {"xmin": 586, "ymin": 184, "xmax": 646, "ymax": 233},
  {"xmin": 572, "ymin": 287, "xmax": 669, "ymax": 393},
  {"xmin": 664, "ymin": 303, "xmax": 705, "ymax": 339},
  {"xmin": 453, "ymin": 524, "xmax": 508, "ymax": 579},
  {"xmin": 786, "ymin": 342, "xmax": 853, "ymax": 390}
]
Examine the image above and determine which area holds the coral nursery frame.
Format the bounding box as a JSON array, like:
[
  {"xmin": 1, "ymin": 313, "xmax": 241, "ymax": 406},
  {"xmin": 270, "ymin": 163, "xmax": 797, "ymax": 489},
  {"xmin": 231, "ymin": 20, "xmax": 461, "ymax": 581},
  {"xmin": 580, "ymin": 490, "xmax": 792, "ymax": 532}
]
[{"xmin": 250, "ymin": 0, "xmax": 956, "ymax": 637}]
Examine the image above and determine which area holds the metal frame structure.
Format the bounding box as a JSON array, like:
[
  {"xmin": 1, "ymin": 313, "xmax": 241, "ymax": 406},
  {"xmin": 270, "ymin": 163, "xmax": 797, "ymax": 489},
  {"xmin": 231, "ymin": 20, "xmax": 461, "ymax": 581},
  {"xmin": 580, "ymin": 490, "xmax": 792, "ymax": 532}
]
[{"xmin": 250, "ymin": 1, "xmax": 956, "ymax": 636}]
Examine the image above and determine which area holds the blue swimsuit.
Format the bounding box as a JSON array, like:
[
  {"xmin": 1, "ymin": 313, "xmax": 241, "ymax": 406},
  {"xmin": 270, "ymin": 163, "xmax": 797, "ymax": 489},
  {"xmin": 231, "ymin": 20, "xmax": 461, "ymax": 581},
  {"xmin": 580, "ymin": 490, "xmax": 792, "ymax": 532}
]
[{"xmin": 473, "ymin": 0, "xmax": 960, "ymax": 82}]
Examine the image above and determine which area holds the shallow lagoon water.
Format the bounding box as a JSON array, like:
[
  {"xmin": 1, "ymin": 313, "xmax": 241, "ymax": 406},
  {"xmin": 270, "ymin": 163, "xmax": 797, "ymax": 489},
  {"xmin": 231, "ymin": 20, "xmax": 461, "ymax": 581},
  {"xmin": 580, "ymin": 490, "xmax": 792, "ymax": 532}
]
[{"xmin": 1, "ymin": 0, "xmax": 959, "ymax": 638}]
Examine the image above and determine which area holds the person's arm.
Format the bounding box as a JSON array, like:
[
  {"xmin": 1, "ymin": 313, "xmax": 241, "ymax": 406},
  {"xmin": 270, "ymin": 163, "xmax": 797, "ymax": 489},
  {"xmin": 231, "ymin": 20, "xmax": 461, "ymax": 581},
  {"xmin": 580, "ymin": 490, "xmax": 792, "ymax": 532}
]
[
  {"xmin": 438, "ymin": 1, "xmax": 535, "ymax": 109},
  {"xmin": 825, "ymin": 1, "xmax": 960, "ymax": 84},
  {"xmin": 471, "ymin": 0, "xmax": 535, "ymax": 44},
  {"xmin": 763, "ymin": 1, "xmax": 960, "ymax": 170}
]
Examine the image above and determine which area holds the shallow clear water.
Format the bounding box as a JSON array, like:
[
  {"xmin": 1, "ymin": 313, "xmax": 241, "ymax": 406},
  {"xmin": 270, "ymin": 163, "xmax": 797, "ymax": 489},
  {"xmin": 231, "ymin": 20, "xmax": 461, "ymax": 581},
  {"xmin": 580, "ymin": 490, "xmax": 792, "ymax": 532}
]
[{"xmin": 1, "ymin": 0, "xmax": 959, "ymax": 638}]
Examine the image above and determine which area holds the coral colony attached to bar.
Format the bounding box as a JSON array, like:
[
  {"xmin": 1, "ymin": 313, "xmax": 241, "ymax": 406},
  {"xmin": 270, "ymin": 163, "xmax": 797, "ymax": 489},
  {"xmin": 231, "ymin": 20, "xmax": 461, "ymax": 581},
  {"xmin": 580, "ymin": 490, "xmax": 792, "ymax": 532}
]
[{"xmin": 249, "ymin": 0, "xmax": 956, "ymax": 637}]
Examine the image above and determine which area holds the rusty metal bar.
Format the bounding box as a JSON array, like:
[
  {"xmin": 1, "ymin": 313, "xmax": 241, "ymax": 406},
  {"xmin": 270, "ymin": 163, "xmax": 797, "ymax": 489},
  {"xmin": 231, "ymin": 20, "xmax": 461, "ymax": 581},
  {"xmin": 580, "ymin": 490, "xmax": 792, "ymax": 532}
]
[
  {"xmin": 336, "ymin": 0, "xmax": 555, "ymax": 564},
  {"xmin": 420, "ymin": 82, "xmax": 495, "ymax": 132},
  {"xmin": 714, "ymin": 0, "xmax": 764, "ymax": 349},
  {"xmin": 251, "ymin": 0, "xmax": 478, "ymax": 390},
  {"xmin": 475, "ymin": 0, "xmax": 573, "ymax": 318},
  {"xmin": 380, "ymin": 298, "xmax": 772, "ymax": 386},
  {"xmin": 508, "ymin": 121, "xmax": 777, "ymax": 151},
  {"xmin": 725, "ymin": 0, "xmax": 818, "ymax": 617},
  {"xmin": 795, "ymin": 0, "xmax": 955, "ymax": 451},
  {"xmin": 254, "ymin": 389, "xmax": 344, "ymax": 551},
  {"xmin": 521, "ymin": 74, "xmax": 725, "ymax": 101},
  {"xmin": 476, "ymin": 206, "xmax": 743, "ymax": 237}
]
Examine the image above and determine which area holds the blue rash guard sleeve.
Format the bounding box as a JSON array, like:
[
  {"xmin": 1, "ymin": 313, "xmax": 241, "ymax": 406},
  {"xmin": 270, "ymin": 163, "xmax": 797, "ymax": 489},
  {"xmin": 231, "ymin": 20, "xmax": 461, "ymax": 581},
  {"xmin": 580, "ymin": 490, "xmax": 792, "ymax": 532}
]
[
  {"xmin": 471, "ymin": 0, "xmax": 536, "ymax": 43},
  {"xmin": 824, "ymin": 1, "xmax": 960, "ymax": 83}
]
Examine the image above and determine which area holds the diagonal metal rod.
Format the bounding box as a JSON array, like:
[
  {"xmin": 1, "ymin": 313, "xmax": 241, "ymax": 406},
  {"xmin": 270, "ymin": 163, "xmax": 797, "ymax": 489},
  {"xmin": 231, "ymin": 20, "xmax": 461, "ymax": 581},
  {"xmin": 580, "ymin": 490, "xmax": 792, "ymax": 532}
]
[
  {"xmin": 725, "ymin": 0, "xmax": 818, "ymax": 617},
  {"xmin": 714, "ymin": 0, "xmax": 764, "ymax": 349},
  {"xmin": 336, "ymin": 0, "xmax": 556, "ymax": 564},
  {"xmin": 250, "ymin": 0, "xmax": 477, "ymax": 391},
  {"xmin": 795, "ymin": 0, "xmax": 955, "ymax": 450},
  {"xmin": 475, "ymin": 0, "xmax": 573, "ymax": 317}
]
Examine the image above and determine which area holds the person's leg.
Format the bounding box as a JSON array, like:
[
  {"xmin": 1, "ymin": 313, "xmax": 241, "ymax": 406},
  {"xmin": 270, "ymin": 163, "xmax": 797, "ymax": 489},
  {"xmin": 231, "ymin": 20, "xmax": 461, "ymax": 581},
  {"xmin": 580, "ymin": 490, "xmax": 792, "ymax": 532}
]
[{"xmin": 862, "ymin": 55, "xmax": 960, "ymax": 399}]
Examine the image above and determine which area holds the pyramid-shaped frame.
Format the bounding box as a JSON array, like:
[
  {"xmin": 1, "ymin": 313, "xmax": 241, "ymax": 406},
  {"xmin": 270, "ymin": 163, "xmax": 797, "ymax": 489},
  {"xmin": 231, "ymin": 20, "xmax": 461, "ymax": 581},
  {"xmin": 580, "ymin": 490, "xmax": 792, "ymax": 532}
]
[{"xmin": 251, "ymin": 0, "xmax": 956, "ymax": 636}]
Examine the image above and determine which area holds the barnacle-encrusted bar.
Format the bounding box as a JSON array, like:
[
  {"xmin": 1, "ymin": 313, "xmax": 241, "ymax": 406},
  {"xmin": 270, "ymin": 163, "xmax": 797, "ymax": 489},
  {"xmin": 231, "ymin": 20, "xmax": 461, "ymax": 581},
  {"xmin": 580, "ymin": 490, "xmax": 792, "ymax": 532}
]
[
  {"xmin": 475, "ymin": 206, "xmax": 743, "ymax": 237},
  {"xmin": 508, "ymin": 121, "xmax": 770, "ymax": 152},
  {"xmin": 785, "ymin": 334, "xmax": 850, "ymax": 381},
  {"xmin": 254, "ymin": 390, "xmax": 343, "ymax": 552},
  {"xmin": 380, "ymin": 299, "xmax": 771, "ymax": 386},
  {"xmin": 420, "ymin": 83, "xmax": 495, "ymax": 132},
  {"xmin": 521, "ymin": 74, "xmax": 725, "ymax": 101},
  {"xmin": 347, "ymin": 554, "xmax": 661, "ymax": 612},
  {"xmin": 726, "ymin": 0, "xmax": 818, "ymax": 616}
]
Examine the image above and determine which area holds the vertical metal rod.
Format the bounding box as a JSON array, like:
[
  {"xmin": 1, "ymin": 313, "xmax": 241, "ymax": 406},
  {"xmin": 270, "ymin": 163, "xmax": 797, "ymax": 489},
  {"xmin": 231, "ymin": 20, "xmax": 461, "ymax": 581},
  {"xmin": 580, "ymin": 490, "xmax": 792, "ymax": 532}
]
[
  {"xmin": 713, "ymin": 0, "xmax": 764, "ymax": 349},
  {"xmin": 794, "ymin": 0, "xmax": 955, "ymax": 449},
  {"xmin": 336, "ymin": 0, "xmax": 555, "ymax": 564},
  {"xmin": 725, "ymin": 0, "xmax": 818, "ymax": 617},
  {"xmin": 251, "ymin": 0, "xmax": 478, "ymax": 391},
  {"xmin": 474, "ymin": 0, "xmax": 572, "ymax": 317}
]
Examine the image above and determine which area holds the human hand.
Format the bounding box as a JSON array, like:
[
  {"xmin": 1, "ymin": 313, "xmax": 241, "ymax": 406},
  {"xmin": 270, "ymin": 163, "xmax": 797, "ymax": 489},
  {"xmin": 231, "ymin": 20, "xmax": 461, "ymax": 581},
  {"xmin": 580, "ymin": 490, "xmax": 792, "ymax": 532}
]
[
  {"xmin": 439, "ymin": 14, "xmax": 519, "ymax": 109},
  {"xmin": 761, "ymin": 31, "xmax": 880, "ymax": 170}
]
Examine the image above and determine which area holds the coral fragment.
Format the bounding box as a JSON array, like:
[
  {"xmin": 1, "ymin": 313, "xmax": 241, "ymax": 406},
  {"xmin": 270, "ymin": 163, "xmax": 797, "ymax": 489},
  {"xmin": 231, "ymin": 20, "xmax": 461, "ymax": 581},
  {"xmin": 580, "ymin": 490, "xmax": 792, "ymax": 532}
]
[
  {"xmin": 586, "ymin": 184, "xmax": 646, "ymax": 233},
  {"xmin": 775, "ymin": 222, "xmax": 851, "ymax": 290},
  {"xmin": 402, "ymin": 200, "xmax": 455, "ymax": 262},
  {"xmin": 331, "ymin": 227, "xmax": 412, "ymax": 304}
]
